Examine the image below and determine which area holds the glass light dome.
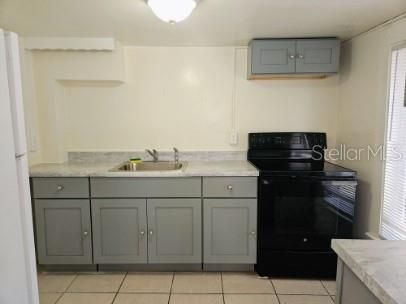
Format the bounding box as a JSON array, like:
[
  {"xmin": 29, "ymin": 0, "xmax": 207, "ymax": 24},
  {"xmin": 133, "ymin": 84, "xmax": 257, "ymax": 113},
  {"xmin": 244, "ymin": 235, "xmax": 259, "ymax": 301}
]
[{"xmin": 147, "ymin": 0, "xmax": 197, "ymax": 24}]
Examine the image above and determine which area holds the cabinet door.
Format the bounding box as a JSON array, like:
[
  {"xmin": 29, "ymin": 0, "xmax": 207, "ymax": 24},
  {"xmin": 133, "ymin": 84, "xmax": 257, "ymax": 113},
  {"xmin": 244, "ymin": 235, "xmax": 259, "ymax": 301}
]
[
  {"xmin": 147, "ymin": 199, "xmax": 202, "ymax": 264},
  {"xmin": 296, "ymin": 39, "xmax": 340, "ymax": 73},
  {"xmin": 35, "ymin": 199, "xmax": 92, "ymax": 264},
  {"xmin": 203, "ymin": 199, "xmax": 257, "ymax": 264},
  {"xmin": 251, "ymin": 40, "xmax": 296, "ymax": 74},
  {"xmin": 92, "ymin": 199, "xmax": 147, "ymax": 264}
]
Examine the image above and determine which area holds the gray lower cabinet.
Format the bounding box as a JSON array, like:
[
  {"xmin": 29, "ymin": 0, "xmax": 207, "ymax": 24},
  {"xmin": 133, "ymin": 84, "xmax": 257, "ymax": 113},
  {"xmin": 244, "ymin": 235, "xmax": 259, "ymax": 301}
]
[
  {"xmin": 92, "ymin": 199, "xmax": 147, "ymax": 264},
  {"xmin": 336, "ymin": 258, "xmax": 381, "ymax": 304},
  {"xmin": 147, "ymin": 199, "xmax": 202, "ymax": 264},
  {"xmin": 203, "ymin": 199, "xmax": 257, "ymax": 264},
  {"xmin": 34, "ymin": 199, "xmax": 92, "ymax": 264},
  {"xmin": 32, "ymin": 176, "xmax": 257, "ymax": 266}
]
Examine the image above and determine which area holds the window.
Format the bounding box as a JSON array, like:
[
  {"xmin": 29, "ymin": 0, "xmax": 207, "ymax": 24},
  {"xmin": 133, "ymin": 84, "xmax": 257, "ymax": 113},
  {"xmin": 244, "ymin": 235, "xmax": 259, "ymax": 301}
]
[{"xmin": 381, "ymin": 46, "xmax": 406, "ymax": 240}]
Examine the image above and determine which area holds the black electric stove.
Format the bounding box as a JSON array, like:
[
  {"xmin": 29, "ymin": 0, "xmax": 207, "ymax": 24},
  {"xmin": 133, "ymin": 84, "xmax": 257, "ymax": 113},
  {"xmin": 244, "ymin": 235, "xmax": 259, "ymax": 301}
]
[{"xmin": 248, "ymin": 132, "xmax": 357, "ymax": 278}]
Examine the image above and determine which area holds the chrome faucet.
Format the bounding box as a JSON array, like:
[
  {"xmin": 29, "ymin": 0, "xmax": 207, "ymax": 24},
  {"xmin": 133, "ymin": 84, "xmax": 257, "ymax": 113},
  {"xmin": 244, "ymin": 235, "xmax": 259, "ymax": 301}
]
[
  {"xmin": 146, "ymin": 149, "xmax": 158, "ymax": 162},
  {"xmin": 173, "ymin": 147, "xmax": 179, "ymax": 166}
]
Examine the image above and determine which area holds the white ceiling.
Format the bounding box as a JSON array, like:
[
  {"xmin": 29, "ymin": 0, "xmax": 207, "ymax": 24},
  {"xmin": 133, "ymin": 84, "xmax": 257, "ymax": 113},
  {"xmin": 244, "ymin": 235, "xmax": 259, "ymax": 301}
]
[{"xmin": 1, "ymin": 0, "xmax": 406, "ymax": 46}]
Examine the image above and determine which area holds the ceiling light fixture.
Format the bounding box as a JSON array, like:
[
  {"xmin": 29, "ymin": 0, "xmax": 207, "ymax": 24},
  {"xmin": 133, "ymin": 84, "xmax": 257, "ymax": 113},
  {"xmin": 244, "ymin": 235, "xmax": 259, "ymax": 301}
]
[{"xmin": 147, "ymin": 0, "xmax": 197, "ymax": 24}]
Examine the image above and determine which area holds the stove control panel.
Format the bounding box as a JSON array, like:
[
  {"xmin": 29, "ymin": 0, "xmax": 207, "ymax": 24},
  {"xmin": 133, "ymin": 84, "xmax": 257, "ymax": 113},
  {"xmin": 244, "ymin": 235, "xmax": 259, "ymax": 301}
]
[{"xmin": 249, "ymin": 132, "xmax": 327, "ymax": 150}]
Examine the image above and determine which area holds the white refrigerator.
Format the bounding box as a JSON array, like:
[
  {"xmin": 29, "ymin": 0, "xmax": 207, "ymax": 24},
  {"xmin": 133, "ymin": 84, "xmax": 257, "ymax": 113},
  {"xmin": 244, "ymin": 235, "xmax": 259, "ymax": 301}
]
[{"xmin": 0, "ymin": 29, "xmax": 39, "ymax": 304}]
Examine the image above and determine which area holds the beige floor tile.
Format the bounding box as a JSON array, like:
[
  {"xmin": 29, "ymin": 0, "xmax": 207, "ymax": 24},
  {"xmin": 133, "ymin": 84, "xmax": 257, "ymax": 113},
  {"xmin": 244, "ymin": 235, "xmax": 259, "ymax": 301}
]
[
  {"xmin": 67, "ymin": 273, "xmax": 126, "ymax": 292},
  {"xmin": 321, "ymin": 280, "xmax": 336, "ymax": 295},
  {"xmin": 57, "ymin": 293, "xmax": 116, "ymax": 304},
  {"xmin": 224, "ymin": 294, "xmax": 279, "ymax": 304},
  {"xmin": 278, "ymin": 295, "xmax": 334, "ymax": 304},
  {"xmin": 39, "ymin": 293, "xmax": 62, "ymax": 304},
  {"xmin": 169, "ymin": 294, "xmax": 223, "ymax": 304},
  {"xmin": 38, "ymin": 274, "xmax": 76, "ymax": 292},
  {"xmin": 172, "ymin": 272, "xmax": 222, "ymax": 294},
  {"xmin": 113, "ymin": 293, "xmax": 170, "ymax": 304},
  {"xmin": 222, "ymin": 272, "xmax": 275, "ymax": 294},
  {"xmin": 272, "ymin": 279, "xmax": 327, "ymax": 295},
  {"xmin": 120, "ymin": 273, "xmax": 173, "ymax": 293}
]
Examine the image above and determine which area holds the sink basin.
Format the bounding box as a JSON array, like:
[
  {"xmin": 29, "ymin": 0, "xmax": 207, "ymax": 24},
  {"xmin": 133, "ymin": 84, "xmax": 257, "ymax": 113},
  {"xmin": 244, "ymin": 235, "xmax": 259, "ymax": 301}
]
[{"xmin": 111, "ymin": 161, "xmax": 184, "ymax": 172}]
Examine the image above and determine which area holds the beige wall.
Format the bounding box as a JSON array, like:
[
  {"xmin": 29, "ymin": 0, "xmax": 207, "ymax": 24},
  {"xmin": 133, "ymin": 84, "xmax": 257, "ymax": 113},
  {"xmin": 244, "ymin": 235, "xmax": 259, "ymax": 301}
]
[
  {"xmin": 23, "ymin": 17, "xmax": 406, "ymax": 239},
  {"xmin": 336, "ymin": 17, "xmax": 406, "ymax": 238},
  {"xmin": 26, "ymin": 45, "xmax": 339, "ymax": 163}
]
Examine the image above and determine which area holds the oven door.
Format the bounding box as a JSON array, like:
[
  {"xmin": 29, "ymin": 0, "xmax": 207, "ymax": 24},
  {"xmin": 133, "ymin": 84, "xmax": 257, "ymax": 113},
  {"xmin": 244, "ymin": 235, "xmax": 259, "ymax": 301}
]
[{"xmin": 258, "ymin": 176, "xmax": 357, "ymax": 251}]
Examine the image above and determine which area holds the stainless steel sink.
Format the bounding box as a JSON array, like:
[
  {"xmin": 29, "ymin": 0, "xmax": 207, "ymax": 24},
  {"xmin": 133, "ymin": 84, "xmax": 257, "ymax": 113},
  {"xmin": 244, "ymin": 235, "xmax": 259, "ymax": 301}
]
[{"xmin": 111, "ymin": 161, "xmax": 184, "ymax": 172}]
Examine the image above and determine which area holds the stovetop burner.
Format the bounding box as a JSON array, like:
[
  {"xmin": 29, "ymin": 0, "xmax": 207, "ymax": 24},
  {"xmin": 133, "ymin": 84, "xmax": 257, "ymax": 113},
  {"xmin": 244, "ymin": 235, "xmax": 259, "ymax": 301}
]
[
  {"xmin": 247, "ymin": 132, "xmax": 356, "ymax": 178},
  {"xmin": 249, "ymin": 160, "xmax": 356, "ymax": 178}
]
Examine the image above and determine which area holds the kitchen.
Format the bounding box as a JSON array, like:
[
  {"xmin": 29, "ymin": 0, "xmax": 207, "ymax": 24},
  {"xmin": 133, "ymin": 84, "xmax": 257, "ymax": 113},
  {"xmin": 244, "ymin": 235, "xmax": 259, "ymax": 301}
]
[{"xmin": 1, "ymin": 1, "xmax": 406, "ymax": 304}]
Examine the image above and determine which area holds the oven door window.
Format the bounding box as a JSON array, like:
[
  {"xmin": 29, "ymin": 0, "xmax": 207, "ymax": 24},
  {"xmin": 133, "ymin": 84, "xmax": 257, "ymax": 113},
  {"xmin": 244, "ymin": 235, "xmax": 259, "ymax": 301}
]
[{"xmin": 259, "ymin": 177, "xmax": 355, "ymax": 251}]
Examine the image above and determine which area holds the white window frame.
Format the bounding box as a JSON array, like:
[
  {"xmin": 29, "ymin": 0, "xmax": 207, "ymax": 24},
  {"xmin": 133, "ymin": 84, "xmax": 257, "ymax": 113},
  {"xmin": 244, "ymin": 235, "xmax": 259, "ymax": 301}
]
[{"xmin": 379, "ymin": 42, "xmax": 406, "ymax": 240}]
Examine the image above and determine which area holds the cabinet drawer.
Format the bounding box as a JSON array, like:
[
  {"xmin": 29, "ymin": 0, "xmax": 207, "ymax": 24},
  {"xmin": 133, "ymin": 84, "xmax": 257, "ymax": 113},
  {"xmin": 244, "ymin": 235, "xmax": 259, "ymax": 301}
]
[
  {"xmin": 203, "ymin": 177, "xmax": 257, "ymax": 198},
  {"xmin": 91, "ymin": 177, "xmax": 201, "ymax": 198},
  {"xmin": 32, "ymin": 178, "xmax": 89, "ymax": 199}
]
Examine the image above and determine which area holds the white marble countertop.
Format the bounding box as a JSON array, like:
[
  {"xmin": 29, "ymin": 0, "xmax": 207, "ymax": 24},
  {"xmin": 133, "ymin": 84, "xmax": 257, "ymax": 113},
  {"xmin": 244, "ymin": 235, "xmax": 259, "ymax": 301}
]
[
  {"xmin": 332, "ymin": 239, "xmax": 406, "ymax": 304},
  {"xmin": 29, "ymin": 160, "xmax": 259, "ymax": 177}
]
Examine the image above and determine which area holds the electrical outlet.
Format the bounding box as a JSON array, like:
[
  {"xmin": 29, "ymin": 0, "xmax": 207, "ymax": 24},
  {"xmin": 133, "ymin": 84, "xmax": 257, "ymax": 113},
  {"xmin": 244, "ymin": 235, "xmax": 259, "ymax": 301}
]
[{"xmin": 230, "ymin": 131, "xmax": 239, "ymax": 145}]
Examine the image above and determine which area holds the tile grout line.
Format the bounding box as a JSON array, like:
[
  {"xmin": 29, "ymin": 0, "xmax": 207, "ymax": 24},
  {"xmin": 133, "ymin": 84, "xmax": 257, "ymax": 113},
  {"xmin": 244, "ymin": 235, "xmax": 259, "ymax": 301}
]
[
  {"xmin": 64, "ymin": 272, "xmax": 79, "ymax": 293},
  {"xmin": 320, "ymin": 279, "xmax": 333, "ymax": 298},
  {"xmin": 220, "ymin": 272, "xmax": 225, "ymax": 304},
  {"xmin": 168, "ymin": 272, "xmax": 175, "ymax": 304},
  {"xmin": 53, "ymin": 292, "xmax": 64, "ymax": 304},
  {"xmin": 269, "ymin": 279, "xmax": 281, "ymax": 304},
  {"xmin": 111, "ymin": 272, "xmax": 128, "ymax": 304},
  {"xmin": 54, "ymin": 272, "xmax": 78, "ymax": 304}
]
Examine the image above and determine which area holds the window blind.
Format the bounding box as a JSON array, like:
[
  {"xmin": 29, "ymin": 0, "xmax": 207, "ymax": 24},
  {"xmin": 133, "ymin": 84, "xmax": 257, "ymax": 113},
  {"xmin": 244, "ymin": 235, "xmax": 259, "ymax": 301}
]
[{"xmin": 381, "ymin": 46, "xmax": 406, "ymax": 240}]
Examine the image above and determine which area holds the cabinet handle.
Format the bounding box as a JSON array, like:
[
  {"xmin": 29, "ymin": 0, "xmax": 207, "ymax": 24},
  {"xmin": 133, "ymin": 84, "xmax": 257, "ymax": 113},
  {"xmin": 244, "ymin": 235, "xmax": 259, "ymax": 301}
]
[
  {"xmin": 297, "ymin": 54, "xmax": 304, "ymax": 59},
  {"xmin": 149, "ymin": 230, "xmax": 154, "ymax": 236},
  {"xmin": 227, "ymin": 185, "xmax": 233, "ymax": 191},
  {"xmin": 82, "ymin": 231, "xmax": 89, "ymax": 239},
  {"xmin": 289, "ymin": 54, "xmax": 295, "ymax": 59},
  {"xmin": 250, "ymin": 231, "xmax": 256, "ymax": 237},
  {"xmin": 303, "ymin": 237, "xmax": 308, "ymax": 243},
  {"xmin": 56, "ymin": 185, "xmax": 64, "ymax": 191},
  {"xmin": 140, "ymin": 230, "xmax": 146, "ymax": 237}
]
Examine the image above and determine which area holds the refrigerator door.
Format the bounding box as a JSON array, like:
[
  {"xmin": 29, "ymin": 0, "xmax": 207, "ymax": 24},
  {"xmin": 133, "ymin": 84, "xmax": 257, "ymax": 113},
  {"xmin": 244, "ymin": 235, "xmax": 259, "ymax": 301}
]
[
  {"xmin": 16, "ymin": 155, "xmax": 39, "ymax": 304},
  {"xmin": 0, "ymin": 29, "xmax": 39, "ymax": 304},
  {"xmin": 5, "ymin": 31, "xmax": 28, "ymax": 157}
]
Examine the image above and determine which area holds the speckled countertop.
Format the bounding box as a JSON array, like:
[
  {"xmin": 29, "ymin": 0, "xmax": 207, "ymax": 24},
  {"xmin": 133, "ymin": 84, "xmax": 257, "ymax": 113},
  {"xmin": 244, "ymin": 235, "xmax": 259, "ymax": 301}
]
[
  {"xmin": 332, "ymin": 239, "xmax": 406, "ymax": 304},
  {"xmin": 29, "ymin": 160, "xmax": 259, "ymax": 177}
]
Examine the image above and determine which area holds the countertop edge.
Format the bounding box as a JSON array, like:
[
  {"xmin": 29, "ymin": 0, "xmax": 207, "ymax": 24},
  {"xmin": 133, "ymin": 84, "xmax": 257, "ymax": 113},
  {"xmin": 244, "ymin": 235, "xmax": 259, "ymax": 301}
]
[
  {"xmin": 29, "ymin": 161, "xmax": 260, "ymax": 178},
  {"xmin": 332, "ymin": 240, "xmax": 398, "ymax": 304},
  {"xmin": 29, "ymin": 173, "xmax": 260, "ymax": 178}
]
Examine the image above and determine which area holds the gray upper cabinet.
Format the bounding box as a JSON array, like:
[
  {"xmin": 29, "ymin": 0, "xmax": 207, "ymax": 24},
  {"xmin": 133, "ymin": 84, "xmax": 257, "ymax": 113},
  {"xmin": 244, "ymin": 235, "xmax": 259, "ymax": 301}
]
[
  {"xmin": 92, "ymin": 199, "xmax": 147, "ymax": 264},
  {"xmin": 250, "ymin": 40, "xmax": 296, "ymax": 75},
  {"xmin": 203, "ymin": 199, "xmax": 257, "ymax": 264},
  {"xmin": 295, "ymin": 39, "xmax": 340, "ymax": 73},
  {"xmin": 248, "ymin": 38, "xmax": 340, "ymax": 78},
  {"xmin": 35, "ymin": 199, "xmax": 92, "ymax": 264},
  {"xmin": 147, "ymin": 199, "xmax": 202, "ymax": 264}
]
